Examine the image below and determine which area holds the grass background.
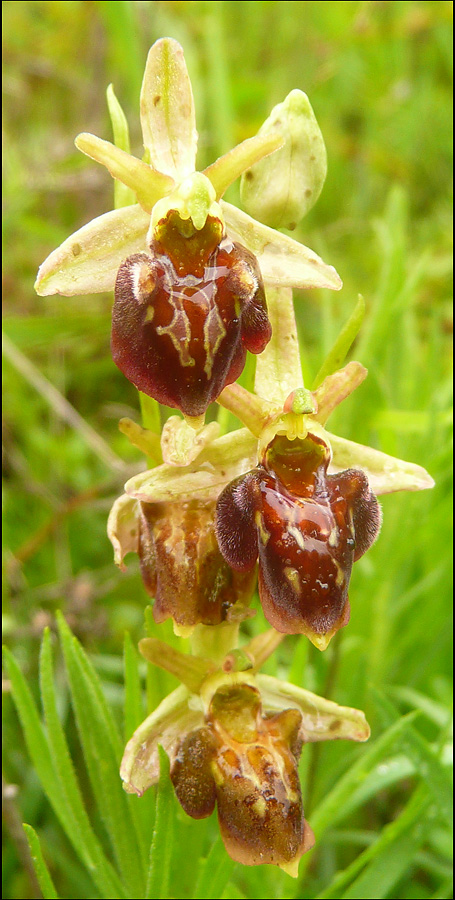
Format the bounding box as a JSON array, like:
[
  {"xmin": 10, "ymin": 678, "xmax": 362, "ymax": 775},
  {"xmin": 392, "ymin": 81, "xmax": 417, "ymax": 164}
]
[{"xmin": 2, "ymin": 2, "xmax": 453, "ymax": 898}]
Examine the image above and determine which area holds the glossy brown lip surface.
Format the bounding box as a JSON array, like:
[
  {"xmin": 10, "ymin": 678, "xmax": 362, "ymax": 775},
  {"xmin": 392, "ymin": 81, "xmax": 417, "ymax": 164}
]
[
  {"xmin": 111, "ymin": 229, "xmax": 271, "ymax": 416},
  {"xmin": 215, "ymin": 433, "xmax": 381, "ymax": 637}
]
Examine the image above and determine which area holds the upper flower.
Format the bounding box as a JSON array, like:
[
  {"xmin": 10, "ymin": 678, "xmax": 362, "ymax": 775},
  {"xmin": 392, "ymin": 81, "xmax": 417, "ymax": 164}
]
[{"xmin": 34, "ymin": 38, "xmax": 342, "ymax": 419}]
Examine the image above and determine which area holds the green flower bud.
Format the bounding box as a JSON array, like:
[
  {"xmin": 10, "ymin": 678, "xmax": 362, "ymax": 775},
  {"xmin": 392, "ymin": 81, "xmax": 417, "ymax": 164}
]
[{"xmin": 240, "ymin": 89, "xmax": 327, "ymax": 230}]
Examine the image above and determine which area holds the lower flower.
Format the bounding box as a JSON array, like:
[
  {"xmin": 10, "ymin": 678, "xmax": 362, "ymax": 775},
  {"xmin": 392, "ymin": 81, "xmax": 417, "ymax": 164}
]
[
  {"xmin": 121, "ymin": 644, "xmax": 370, "ymax": 876},
  {"xmin": 171, "ymin": 682, "xmax": 314, "ymax": 870}
]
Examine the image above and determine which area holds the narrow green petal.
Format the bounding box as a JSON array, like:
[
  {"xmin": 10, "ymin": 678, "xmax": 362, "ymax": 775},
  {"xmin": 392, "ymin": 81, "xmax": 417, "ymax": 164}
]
[
  {"xmin": 217, "ymin": 383, "xmax": 276, "ymax": 436},
  {"xmin": 75, "ymin": 133, "xmax": 174, "ymax": 212},
  {"xmin": 313, "ymin": 361, "xmax": 368, "ymax": 425},
  {"xmin": 120, "ymin": 686, "xmax": 203, "ymax": 796},
  {"xmin": 35, "ymin": 204, "xmax": 149, "ymax": 296},
  {"xmin": 124, "ymin": 428, "xmax": 258, "ymax": 503},
  {"xmin": 118, "ymin": 418, "xmax": 163, "ymax": 466},
  {"xmin": 256, "ymin": 674, "xmax": 370, "ymax": 743},
  {"xmin": 204, "ymin": 132, "xmax": 284, "ymax": 200},
  {"xmin": 140, "ymin": 38, "xmax": 197, "ymax": 180},
  {"xmin": 255, "ymin": 286, "xmax": 304, "ymax": 403},
  {"xmin": 139, "ymin": 638, "xmax": 215, "ymax": 692},
  {"xmin": 222, "ymin": 201, "xmax": 342, "ymax": 291},
  {"xmin": 327, "ymin": 431, "xmax": 436, "ymax": 494}
]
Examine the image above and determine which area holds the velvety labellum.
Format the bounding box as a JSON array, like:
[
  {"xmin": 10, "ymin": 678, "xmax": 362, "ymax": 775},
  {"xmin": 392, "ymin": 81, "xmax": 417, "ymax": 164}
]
[
  {"xmin": 112, "ymin": 231, "xmax": 271, "ymax": 416},
  {"xmin": 215, "ymin": 433, "xmax": 381, "ymax": 636}
]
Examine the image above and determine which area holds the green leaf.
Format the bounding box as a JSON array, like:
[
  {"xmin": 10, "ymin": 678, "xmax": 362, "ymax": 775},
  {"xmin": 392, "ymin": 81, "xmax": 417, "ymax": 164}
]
[
  {"xmin": 371, "ymin": 688, "xmax": 453, "ymax": 828},
  {"xmin": 308, "ymin": 713, "xmax": 420, "ymax": 840},
  {"xmin": 23, "ymin": 824, "xmax": 59, "ymax": 900},
  {"xmin": 316, "ymin": 784, "xmax": 430, "ymax": 899},
  {"xmin": 313, "ymin": 295, "xmax": 365, "ymax": 389},
  {"xmin": 106, "ymin": 84, "xmax": 136, "ymax": 209},
  {"xmin": 146, "ymin": 746, "xmax": 175, "ymax": 900},
  {"xmin": 39, "ymin": 629, "xmax": 129, "ymax": 899},
  {"xmin": 124, "ymin": 632, "xmax": 145, "ymax": 742},
  {"xmin": 3, "ymin": 647, "xmax": 122, "ymax": 897},
  {"xmin": 193, "ymin": 834, "xmax": 235, "ymax": 899},
  {"xmin": 57, "ymin": 613, "xmax": 146, "ymax": 896}
]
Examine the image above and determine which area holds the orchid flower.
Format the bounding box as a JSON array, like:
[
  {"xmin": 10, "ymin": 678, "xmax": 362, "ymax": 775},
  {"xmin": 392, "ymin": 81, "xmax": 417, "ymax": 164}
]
[
  {"xmin": 120, "ymin": 629, "xmax": 370, "ymax": 875},
  {"xmin": 34, "ymin": 38, "xmax": 341, "ymax": 421}
]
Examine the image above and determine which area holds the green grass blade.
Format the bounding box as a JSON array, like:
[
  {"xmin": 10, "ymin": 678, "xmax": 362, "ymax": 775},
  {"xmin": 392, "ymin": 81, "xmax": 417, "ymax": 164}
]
[
  {"xmin": 39, "ymin": 629, "xmax": 128, "ymax": 899},
  {"xmin": 57, "ymin": 614, "xmax": 145, "ymax": 898},
  {"xmin": 146, "ymin": 746, "xmax": 175, "ymax": 900},
  {"xmin": 309, "ymin": 712, "xmax": 420, "ymax": 838},
  {"xmin": 23, "ymin": 824, "xmax": 59, "ymax": 900},
  {"xmin": 316, "ymin": 783, "xmax": 430, "ymax": 899},
  {"xmin": 4, "ymin": 646, "xmax": 127, "ymax": 898},
  {"xmin": 313, "ymin": 294, "xmax": 365, "ymax": 388},
  {"xmin": 193, "ymin": 834, "xmax": 235, "ymax": 899},
  {"xmin": 372, "ymin": 688, "xmax": 453, "ymax": 827}
]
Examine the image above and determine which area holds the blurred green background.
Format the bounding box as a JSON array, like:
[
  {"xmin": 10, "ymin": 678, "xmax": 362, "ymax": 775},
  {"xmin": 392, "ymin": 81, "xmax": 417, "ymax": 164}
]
[{"xmin": 3, "ymin": 2, "xmax": 453, "ymax": 899}]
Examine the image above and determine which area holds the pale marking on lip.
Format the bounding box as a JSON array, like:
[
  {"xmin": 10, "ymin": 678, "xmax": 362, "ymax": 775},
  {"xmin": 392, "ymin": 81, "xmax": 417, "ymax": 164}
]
[
  {"xmin": 255, "ymin": 510, "xmax": 270, "ymax": 546},
  {"xmin": 287, "ymin": 524, "xmax": 305, "ymax": 551},
  {"xmin": 203, "ymin": 296, "xmax": 226, "ymax": 379},
  {"xmin": 131, "ymin": 261, "xmax": 147, "ymax": 302},
  {"xmin": 284, "ymin": 566, "xmax": 300, "ymax": 592},
  {"xmin": 335, "ymin": 562, "xmax": 345, "ymax": 587}
]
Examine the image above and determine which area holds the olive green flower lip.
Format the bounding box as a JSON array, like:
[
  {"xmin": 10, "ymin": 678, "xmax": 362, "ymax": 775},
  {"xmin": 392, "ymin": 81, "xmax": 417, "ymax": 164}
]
[{"xmin": 34, "ymin": 37, "xmax": 342, "ymax": 299}]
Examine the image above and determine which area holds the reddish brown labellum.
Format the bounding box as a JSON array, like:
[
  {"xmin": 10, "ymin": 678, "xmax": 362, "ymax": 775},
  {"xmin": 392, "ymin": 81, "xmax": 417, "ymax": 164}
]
[
  {"xmin": 138, "ymin": 499, "xmax": 256, "ymax": 628},
  {"xmin": 111, "ymin": 214, "xmax": 271, "ymax": 416},
  {"xmin": 170, "ymin": 683, "xmax": 312, "ymax": 868},
  {"xmin": 215, "ymin": 432, "xmax": 381, "ymax": 637}
]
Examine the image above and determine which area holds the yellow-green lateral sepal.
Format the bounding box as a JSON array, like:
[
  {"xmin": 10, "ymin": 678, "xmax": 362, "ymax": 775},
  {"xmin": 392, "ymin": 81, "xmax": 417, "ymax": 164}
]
[
  {"xmin": 107, "ymin": 493, "xmax": 140, "ymax": 569},
  {"xmin": 124, "ymin": 428, "xmax": 258, "ymax": 504},
  {"xmin": 327, "ymin": 432, "xmax": 435, "ymax": 495},
  {"xmin": 35, "ymin": 204, "xmax": 150, "ymax": 296},
  {"xmin": 222, "ymin": 201, "xmax": 342, "ymax": 291},
  {"xmin": 120, "ymin": 685, "xmax": 203, "ymax": 796},
  {"xmin": 256, "ymin": 674, "xmax": 371, "ymax": 743}
]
